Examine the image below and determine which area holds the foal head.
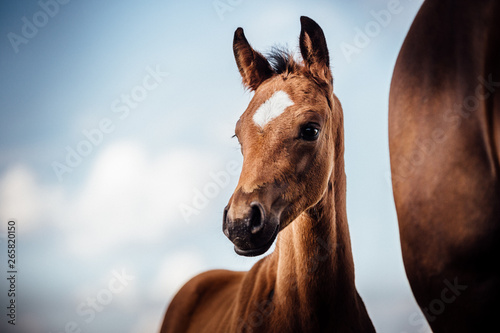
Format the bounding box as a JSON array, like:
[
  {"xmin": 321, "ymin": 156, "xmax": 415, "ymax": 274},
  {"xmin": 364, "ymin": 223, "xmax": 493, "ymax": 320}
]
[{"xmin": 223, "ymin": 17, "xmax": 341, "ymax": 256}]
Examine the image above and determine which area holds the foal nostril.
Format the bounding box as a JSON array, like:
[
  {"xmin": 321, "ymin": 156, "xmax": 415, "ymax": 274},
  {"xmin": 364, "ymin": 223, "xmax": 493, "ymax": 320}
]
[
  {"xmin": 249, "ymin": 202, "xmax": 265, "ymax": 234},
  {"xmin": 223, "ymin": 206, "xmax": 230, "ymax": 237}
]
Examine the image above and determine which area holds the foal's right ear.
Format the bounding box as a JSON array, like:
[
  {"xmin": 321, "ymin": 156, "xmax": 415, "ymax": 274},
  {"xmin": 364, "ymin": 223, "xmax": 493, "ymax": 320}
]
[{"xmin": 233, "ymin": 28, "xmax": 274, "ymax": 91}]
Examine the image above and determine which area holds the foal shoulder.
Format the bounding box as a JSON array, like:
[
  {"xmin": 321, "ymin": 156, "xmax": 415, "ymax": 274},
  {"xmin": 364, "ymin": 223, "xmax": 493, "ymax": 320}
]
[{"xmin": 160, "ymin": 269, "xmax": 243, "ymax": 333}]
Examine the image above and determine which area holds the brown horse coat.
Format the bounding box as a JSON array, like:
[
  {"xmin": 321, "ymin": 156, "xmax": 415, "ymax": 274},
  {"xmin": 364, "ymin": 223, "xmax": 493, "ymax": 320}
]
[
  {"xmin": 161, "ymin": 17, "xmax": 375, "ymax": 333},
  {"xmin": 389, "ymin": 0, "xmax": 500, "ymax": 331}
]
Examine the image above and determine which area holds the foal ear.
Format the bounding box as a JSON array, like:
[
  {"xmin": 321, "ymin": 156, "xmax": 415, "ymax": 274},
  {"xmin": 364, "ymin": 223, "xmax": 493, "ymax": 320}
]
[
  {"xmin": 233, "ymin": 28, "xmax": 274, "ymax": 91},
  {"xmin": 299, "ymin": 16, "xmax": 332, "ymax": 84}
]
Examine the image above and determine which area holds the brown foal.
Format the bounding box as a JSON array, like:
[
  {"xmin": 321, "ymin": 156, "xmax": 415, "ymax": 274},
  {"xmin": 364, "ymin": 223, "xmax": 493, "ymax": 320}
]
[{"xmin": 161, "ymin": 16, "xmax": 375, "ymax": 332}]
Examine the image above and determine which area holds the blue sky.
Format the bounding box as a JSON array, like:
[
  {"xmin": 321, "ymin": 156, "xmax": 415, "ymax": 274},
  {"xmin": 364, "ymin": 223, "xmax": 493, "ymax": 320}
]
[{"xmin": 0, "ymin": 1, "xmax": 430, "ymax": 332}]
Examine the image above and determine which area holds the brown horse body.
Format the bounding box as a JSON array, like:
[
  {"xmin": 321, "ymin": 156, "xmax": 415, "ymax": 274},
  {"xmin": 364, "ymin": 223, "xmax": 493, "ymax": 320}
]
[
  {"xmin": 161, "ymin": 17, "xmax": 374, "ymax": 332},
  {"xmin": 389, "ymin": 0, "xmax": 500, "ymax": 331}
]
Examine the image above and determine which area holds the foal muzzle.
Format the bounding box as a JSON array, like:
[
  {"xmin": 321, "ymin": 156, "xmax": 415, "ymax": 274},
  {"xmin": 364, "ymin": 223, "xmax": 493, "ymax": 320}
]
[{"xmin": 223, "ymin": 201, "xmax": 279, "ymax": 257}]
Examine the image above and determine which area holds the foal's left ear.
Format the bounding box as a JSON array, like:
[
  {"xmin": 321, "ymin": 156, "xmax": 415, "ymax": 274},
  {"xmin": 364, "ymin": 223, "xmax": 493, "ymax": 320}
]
[
  {"xmin": 233, "ymin": 28, "xmax": 274, "ymax": 91},
  {"xmin": 299, "ymin": 16, "xmax": 332, "ymax": 85}
]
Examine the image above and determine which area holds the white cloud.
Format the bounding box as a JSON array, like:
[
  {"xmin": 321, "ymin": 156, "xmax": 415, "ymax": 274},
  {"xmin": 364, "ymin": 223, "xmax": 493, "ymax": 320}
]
[
  {"xmin": 63, "ymin": 141, "xmax": 219, "ymax": 256},
  {"xmin": 0, "ymin": 165, "xmax": 40, "ymax": 230},
  {"xmin": 0, "ymin": 140, "xmax": 220, "ymax": 257},
  {"xmin": 0, "ymin": 165, "xmax": 63, "ymax": 233}
]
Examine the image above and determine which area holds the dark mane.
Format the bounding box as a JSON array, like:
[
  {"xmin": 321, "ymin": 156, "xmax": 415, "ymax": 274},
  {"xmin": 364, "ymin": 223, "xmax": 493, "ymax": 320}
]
[{"xmin": 266, "ymin": 46, "xmax": 301, "ymax": 76}]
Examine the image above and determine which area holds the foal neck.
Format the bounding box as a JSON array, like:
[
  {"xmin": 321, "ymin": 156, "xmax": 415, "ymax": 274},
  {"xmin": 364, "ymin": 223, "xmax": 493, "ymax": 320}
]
[
  {"xmin": 272, "ymin": 135, "xmax": 362, "ymax": 329},
  {"xmin": 275, "ymin": 168, "xmax": 356, "ymax": 294}
]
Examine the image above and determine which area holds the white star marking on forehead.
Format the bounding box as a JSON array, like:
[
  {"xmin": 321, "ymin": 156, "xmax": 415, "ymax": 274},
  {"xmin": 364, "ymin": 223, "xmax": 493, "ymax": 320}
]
[{"xmin": 252, "ymin": 90, "xmax": 294, "ymax": 128}]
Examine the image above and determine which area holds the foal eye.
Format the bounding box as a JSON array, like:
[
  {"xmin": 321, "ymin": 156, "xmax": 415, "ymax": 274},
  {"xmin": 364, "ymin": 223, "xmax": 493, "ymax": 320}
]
[{"xmin": 300, "ymin": 123, "xmax": 320, "ymax": 141}]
